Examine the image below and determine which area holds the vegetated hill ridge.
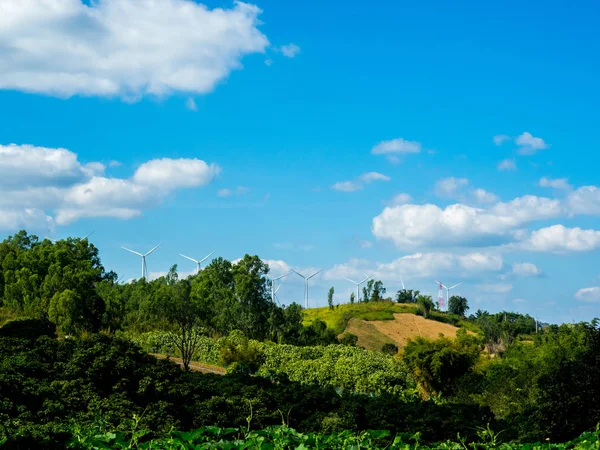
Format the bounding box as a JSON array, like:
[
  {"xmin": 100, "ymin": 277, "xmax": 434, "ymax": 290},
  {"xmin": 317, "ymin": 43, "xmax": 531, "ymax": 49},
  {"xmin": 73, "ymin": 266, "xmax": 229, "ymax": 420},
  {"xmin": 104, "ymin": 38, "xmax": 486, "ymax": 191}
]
[{"xmin": 304, "ymin": 301, "xmax": 476, "ymax": 352}]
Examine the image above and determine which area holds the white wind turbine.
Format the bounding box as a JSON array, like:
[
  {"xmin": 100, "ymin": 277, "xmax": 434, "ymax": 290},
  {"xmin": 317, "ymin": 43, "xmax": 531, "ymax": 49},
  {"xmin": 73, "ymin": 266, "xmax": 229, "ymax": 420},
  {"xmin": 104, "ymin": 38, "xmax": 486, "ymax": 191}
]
[
  {"xmin": 434, "ymin": 280, "xmax": 463, "ymax": 306},
  {"xmin": 291, "ymin": 269, "xmax": 322, "ymax": 309},
  {"xmin": 179, "ymin": 250, "xmax": 217, "ymax": 274},
  {"xmin": 267, "ymin": 272, "xmax": 291, "ymax": 304},
  {"xmin": 122, "ymin": 243, "xmax": 162, "ymax": 280},
  {"xmin": 343, "ymin": 275, "xmax": 372, "ymax": 303},
  {"xmin": 47, "ymin": 231, "xmax": 94, "ymax": 243}
]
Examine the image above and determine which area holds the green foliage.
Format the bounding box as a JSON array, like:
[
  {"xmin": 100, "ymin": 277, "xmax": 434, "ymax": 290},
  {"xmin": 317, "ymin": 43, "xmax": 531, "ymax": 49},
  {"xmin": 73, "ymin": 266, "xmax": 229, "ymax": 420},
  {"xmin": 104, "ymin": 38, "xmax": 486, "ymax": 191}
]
[
  {"xmin": 327, "ymin": 286, "xmax": 334, "ymax": 310},
  {"xmin": 339, "ymin": 332, "xmax": 358, "ymax": 346},
  {"xmin": 396, "ymin": 289, "xmax": 420, "ymax": 303},
  {"xmin": 0, "ymin": 316, "xmax": 56, "ymax": 339},
  {"xmin": 258, "ymin": 343, "xmax": 417, "ymax": 397},
  {"xmin": 416, "ymin": 295, "xmax": 435, "ymax": 319},
  {"xmin": 448, "ymin": 296, "xmax": 469, "ymax": 317},
  {"xmin": 48, "ymin": 289, "xmax": 83, "ymax": 334},
  {"xmin": 403, "ymin": 330, "xmax": 481, "ymax": 397},
  {"xmin": 362, "ymin": 279, "xmax": 387, "ymax": 303},
  {"xmin": 219, "ymin": 330, "xmax": 264, "ymax": 374},
  {"xmin": 349, "ymin": 292, "xmax": 355, "ymax": 304},
  {"xmin": 382, "ymin": 342, "xmax": 399, "ymax": 355}
]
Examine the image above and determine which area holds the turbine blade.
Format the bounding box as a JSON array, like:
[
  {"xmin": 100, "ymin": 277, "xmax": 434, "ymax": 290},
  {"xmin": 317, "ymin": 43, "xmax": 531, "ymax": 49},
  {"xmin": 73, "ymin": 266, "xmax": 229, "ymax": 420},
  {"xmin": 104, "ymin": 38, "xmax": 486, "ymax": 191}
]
[
  {"xmin": 291, "ymin": 269, "xmax": 306, "ymax": 279},
  {"xmin": 199, "ymin": 250, "xmax": 217, "ymax": 263},
  {"xmin": 308, "ymin": 269, "xmax": 322, "ymax": 279},
  {"xmin": 449, "ymin": 282, "xmax": 463, "ymax": 289},
  {"xmin": 360, "ymin": 275, "xmax": 372, "ymax": 283},
  {"xmin": 442, "ymin": 284, "xmax": 448, "ymax": 289},
  {"xmin": 83, "ymin": 231, "xmax": 95, "ymax": 239},
  {"xmin": 179, "ymin": 253, "xmax": 199, "ymax": 264},
  {"xmin": 145, "ymin": 242, "xmax": 162, "ymax": 256},
  {"xmin": 274, "ymin": 272, "xmax": 290, "ymax": 281},
  {"xmin": 435, "ymin": 280, "xmax": 441, "ymax": 285},
  {"xmin": 401, "ymin": 276, "xmax": 405, "ymax": 290},
  {"xmin": 122, "ymin": 247, "xmax": 143, "ymax": 257},
  {"xmin": 343, "ymin": 277, "xmax": 358, "ymax": 285}
]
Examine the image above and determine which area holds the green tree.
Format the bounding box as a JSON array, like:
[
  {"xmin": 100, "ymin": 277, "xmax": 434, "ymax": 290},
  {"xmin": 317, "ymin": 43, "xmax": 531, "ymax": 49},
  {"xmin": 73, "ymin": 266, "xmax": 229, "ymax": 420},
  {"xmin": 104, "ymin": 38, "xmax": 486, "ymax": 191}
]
[
  {"xmin": 327, "ymin": 287, "xmax": 335, "ymax": 310},
  {"xmin": 448, "ymin": 295, "xmax": 469, "ymax": 316},
  {"xmin": 370, "ymin": 280, "xmax": 386, "ymax": 302},
  {"xmin": 395, "ymin": 289, "xmax": 420, "ymax": 303},
  {"xmin": 362, "ymin": 279, "xmax": 374, "ymax": 303},
  {"xmin": 350, "ymin": 292, "xmax": 355, "ymax": 304},
  {"xmin": 47, "ymin": 289, "xmax": 82, "ymax": 335},
  {"xmin": 340, "ymin": 332, "xmax": 358, "ymax": 346},
  {"xmin": 381, "ymin": 342, "xmax": 399, "ymax": 355},
  {"xmin": 416, "ymin": 295, "xmax": 435, "ymax": 319}
]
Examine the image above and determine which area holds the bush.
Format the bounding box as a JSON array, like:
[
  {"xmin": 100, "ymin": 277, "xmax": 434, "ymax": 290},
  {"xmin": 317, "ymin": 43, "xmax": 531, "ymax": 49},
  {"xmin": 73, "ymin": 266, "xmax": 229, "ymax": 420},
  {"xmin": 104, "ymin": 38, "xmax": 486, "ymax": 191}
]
[
  {"xmin": 0, "ymin": 317, "xmax": 56, "ymax": 340},
  {"xmin": 339, "ymin": 333, "xmax": 358, "ymax": 346},
  {"xmin": 381, "ymin": 343, "xmax": 399, "ymax": 355}
]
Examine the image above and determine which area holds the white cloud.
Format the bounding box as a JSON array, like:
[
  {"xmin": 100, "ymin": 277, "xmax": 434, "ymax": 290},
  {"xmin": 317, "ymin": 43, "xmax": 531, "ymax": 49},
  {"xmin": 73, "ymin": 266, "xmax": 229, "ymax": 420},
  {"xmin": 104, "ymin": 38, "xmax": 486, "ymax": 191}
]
[
  {"xmin": 133, "ymin": 158, "xmax": 220, "ymax": 190},
  {"xmin": 519, "ymin": 224, "xmax": 600, "ymax": 253},
  {"xmin": 512, "ymin": 262, "xmax": 542, "ymax": 277},
  {"xmin": 388, "ymin": 193, "xmax": 412, "ymax": 205},
  {"xmin": 359, "ymin": 240, "xmax": 373, "ymax": 249},
  {"xmin": 371, "ymin": 138, "xmax": 421, "ymax": 155},
  {"xmin": 186, "ymin": 98, "xmax": 198, "ymax": 112},
  {"xmin": 0, "ymin": 143, "xmax": 91, "ymax": 187},
  {"xmin": 493, "ymin": 134, "xmax": 511, "ymax": 146},
  {"xmin": 218, "ymin": 186, "xmax": 249, "ymax": 197},
  {"xmin": 539, "ymin": 177, "xmax": 572, "ymax": 190},
  {"xmin": 332, "ymin": 172, "xmax": 390, "ymax": 192},
  {"xmin": 435, "ymin": 177, "xmax": 469, "ymax": 198},
  {"xmin": 372, "ymin": 195, "xmax": 561, "ymax": 248},
  {"xmin": 575, "ymin": 287, "xmax": 600, "ymax": 303},
  {"xmin": 513, "ymin": 298, "xmax": 526, "ymax": 303},
  {"xmin": 498, "ymin": 159, "xmax": 517, "ymax": 171},
  {"xmin": 0, "ymin": 144, "xmax": 219, "ymax": 228},
  {"xmin": 566, "ymin": 186, "xmax": 600, "ymax": 215},
  {"xmin": 108, "ymin": 160, "xmax": 121, "ymax": 168},
  {"xmin": 0, "ymin": 0, "xmax": 268, "ymax": 99},
  {"xmin": 515, "ymin": 132, "xmax": 548, "ymax": 155},
  {"xmin": 264, "ymin": 59, "xmax": 273, "ymax": 66},
  {"xmin": 472, "ymin": 188, "xmax": 499, "ymax": 204},
  {"xmin": 324, "ymin": 252, "xmax": 504, "ymax": 283},
  {"xmin": 331, "ymin": 181, "xmax": 362, "ymax": 192},
  {"xmin": 280, "ymin": 43, "xmax": 300, "ymax": 58},
  {"xmin": 359, "ymin": 172, "xmax": 391, "ymax": 183},
  {"xmin": 478, "ymin": 283, "xmax": 513, "ymax": 294}
]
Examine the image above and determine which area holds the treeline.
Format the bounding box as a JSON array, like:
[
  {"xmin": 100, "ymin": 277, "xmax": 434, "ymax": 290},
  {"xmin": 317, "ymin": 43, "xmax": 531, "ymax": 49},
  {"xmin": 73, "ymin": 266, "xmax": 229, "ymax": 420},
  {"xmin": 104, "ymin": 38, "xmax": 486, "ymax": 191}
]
[{"xmin": 0, "ymin": 231, "xmax": 337, "ymax": 347}]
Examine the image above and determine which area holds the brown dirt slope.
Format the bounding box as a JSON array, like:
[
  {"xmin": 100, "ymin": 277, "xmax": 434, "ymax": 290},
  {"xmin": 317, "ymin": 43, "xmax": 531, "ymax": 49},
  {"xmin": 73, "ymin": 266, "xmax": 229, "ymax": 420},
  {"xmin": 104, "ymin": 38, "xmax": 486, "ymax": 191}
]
[{"xmin": 343, "ymin": 313, "xmax": 465, "ymax": 350}]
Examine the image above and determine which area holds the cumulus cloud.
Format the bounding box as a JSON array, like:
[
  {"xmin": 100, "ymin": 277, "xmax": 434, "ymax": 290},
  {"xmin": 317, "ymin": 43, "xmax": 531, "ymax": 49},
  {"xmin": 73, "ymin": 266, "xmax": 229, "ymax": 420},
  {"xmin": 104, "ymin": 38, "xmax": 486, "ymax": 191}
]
[
  {"xmin": 331, "ymin": 172, "xmax": 390, "ymax": 192},
  {"xmin": 388, "ymin": 193, "xmax": 413, "ymax": 205},
  {"xmin": 566, "ymin": 186, "xmax": 600, "ymax": 215},
  {"xmin": 435, "ymin": 177, "xmax": 469, "ymax": 198},
  {"xmin": 518, "ymin": 225, "xmax": 600, "ymax": 253},
  {"xmin": 324, "ymin": 252, "xmax": 504, "ymax": 282},
  {"xmin": 493, "ymin": 134, "xmax": 511, "ymax": 146},
  {"xmin": 280, "ymin": 43, "xmax": 300, "ymax": 58},
  {"xmin": 372, "ymin": 195, "xmax": 561, "ymax": 248},
  {"xmin": 512, "ymin": 262, "xmax": 543, "ymax": 277},
  {"xmin": 0, "ymin": 0, "xmax": 269, "ymax": 99},
  {"xmin": 539, "ymin": 177, "xmax": 572, "ymax": 190},
  {"xmin": 515, "ymin": 132, "xmax": 548, "ymax": 155},
  {"xmin": 498, "ymin": 159, "xmax": 517, "ymax": 171},
  {"xmin": 0, "ymin": 144, "xmax": 219, "ymax": 228},
  {"xmin": 575, "ymin": 287, "xmax": 600, "ymax": 303},
  {"xmin": 371, "ymin": 138, "xmax": 421, "ymax": 156},
  {"xmin": 472, "ymin": 188, "xmax": 499, "ymax": 204}
]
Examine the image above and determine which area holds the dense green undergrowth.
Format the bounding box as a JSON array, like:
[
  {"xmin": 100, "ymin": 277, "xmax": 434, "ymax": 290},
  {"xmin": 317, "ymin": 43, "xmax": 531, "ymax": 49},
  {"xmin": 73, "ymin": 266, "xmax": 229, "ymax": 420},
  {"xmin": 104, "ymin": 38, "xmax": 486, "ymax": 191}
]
[{"xmin": 57, "ymin": 425, "xmax": 600, "ymax": 450}]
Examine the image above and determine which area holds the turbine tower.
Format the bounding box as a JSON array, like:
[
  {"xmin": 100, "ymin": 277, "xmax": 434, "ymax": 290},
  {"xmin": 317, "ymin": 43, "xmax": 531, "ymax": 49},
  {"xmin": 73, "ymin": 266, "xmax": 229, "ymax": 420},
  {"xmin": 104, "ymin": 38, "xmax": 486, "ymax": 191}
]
[
  {"xmin": 122, "ymin": 243, "xmax": 162, "ymax": 280},
  {"xmin": 267, "ymin": 272, "xmax": 290, "ymax": 304},
  {"xmin": 291, "ymin": 269, "xmax": 322, "ymax": 309},
  {"xmin": 434, "ymin": 280, "xmax": 463, "ymax": 308},
  {"xmin": 343, "ymin": 275, "xmax": 372, "ymax": 303},
  {"xmin": 179, "ymin": 250, "xmax": 216, "ymax": 274}
]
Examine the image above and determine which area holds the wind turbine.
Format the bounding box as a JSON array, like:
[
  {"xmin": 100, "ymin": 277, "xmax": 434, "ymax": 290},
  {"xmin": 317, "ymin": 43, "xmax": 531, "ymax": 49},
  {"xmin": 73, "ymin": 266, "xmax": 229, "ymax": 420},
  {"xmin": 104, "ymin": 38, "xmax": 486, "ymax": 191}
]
[
  {"xmin": 179, "ymin": 250, "xmax": 216, "ymax": 274},
  {"xmin": 122, "ymin": 243, "xmax": 162, "ymax": 280},
  {"xmin": 267, "ymin": 272, "xmax": 291, "ymax": 304},
  {"xmin": 400, "ymin": 276, "xmax": 406, "ymax": 290},
  {"xmin": 46, "ymin": 231, "xmax": 94, "ymax": 243},
  {"xmin": 434, "ymin": 280, "xmax": 463, "ymax": 306},
  {"xmin": 343, "ymin": 275, "xmax": 372, "ymax": 303},
  {"xmin": 291, "ymin": 269, "xmax": 322, "ymax": 309}
]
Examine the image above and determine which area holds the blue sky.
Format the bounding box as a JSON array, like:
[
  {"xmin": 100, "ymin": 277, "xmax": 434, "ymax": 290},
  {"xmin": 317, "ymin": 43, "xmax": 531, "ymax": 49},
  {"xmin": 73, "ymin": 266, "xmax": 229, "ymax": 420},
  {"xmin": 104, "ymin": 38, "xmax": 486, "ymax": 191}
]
[{"xmin": 1, "ymin": 0, "xmax": 599, "ymax": 323}]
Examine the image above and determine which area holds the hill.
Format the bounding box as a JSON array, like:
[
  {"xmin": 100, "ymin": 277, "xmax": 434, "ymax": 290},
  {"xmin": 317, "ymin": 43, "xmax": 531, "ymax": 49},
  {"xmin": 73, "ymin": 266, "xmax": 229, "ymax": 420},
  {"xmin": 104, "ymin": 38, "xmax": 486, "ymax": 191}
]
[{"xmin": 304, "ymin": 301, "xmax": 478, "ymax": 351}]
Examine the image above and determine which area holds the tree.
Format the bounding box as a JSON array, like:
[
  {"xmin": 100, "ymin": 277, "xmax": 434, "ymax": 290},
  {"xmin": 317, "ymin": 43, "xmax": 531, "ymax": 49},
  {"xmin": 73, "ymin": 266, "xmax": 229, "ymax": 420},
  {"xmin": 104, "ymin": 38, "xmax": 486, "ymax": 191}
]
[
  {"xmin": 162, "ymin": 268, "xmax": 202, "ymax": 371},
  {"xmin": 328, "ymin": 287, "xmax": 335, "ymax": 310},
  {"xmin": 362, "ymin": 279, "xmax": 374, "ymax": 303},
  {"xmin": 395, "ymin": 289, "xmax": 420, "ymax": 303},
  {"xmin": 381, "ymin": 342, "xmax": 399, "ymax": 355},
  {"xmin": 370, "ymin": 280, "xmax": 386, "ymax": 302},
  {"xmin": 48, "ymin": 289, "xmax": 83, "ymax": 335},
  {"xmin": 350, "ymin": 292, "xmax": 355, "ymax": 304},
  {"xmin": 416, "ymin": 295, "xmax": 435, "ymax": 319},
  {"xmin": 340, "ymin": 332, "xmax": 358, "ymax": 346},
  {"xmin": 448, "ymin": 295, "xmax": 469, "ymax": 317}
]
